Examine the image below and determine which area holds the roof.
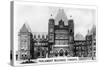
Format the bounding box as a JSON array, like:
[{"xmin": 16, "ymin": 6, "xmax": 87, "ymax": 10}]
[
  {"xmin": 74, "ymin": 33, "xmax": 85, "ymax": 40},
  {"xmin": 55, "ymin": 9, "xmax": 68, "ymax": 25},
  {"xmin": 20, "ymin": 23, "xmax": 32, "ymax": 33}
]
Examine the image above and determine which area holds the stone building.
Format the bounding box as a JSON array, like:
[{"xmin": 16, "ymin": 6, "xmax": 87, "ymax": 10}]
[
  {"xmin": 18, "ymin": 23, "xmax": 33, "ymax": 60},
  {"xmin": 48, "ymin": 9, "xmax": 74, "ymax": 57},
  {"xmin": 74, "ymin": 40, "xmax": 87, "ymax": 57},
  {"xmin": 33, "ymin": 33, "xmax": 48, "ymax": 59},
  {"xmin": 86, "ymin": 25, "xmax": 96, "ymax": 59},
  {"xmin": 18, "ymin": 24, "xmax": 49, "ymax": 60},
  {"xmin": 73, "ymin": 34, "xmax": 88, "ymax": 57},
  {"xmin": 86, "ymin": 32, "xmax": 92, "ymax": 57},
  {"xmin": 17, "ymin": 9, "xmax": 96, "ymax": 60}
]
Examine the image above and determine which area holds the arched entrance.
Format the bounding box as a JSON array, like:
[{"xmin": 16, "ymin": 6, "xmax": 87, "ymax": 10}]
[
  {"xmin": 42, "ymin": 50, "xmax": 47, "ymax": 58},
  {"xmin": 54, "ymin": 50, "xmax": 58, "ymax": 57},
  {"xmin": 37, "ymin": 47, "xmax": 47, "ymax": 58},
  {"xmin": 65, "ymin": 50, "xmax": 68, "ymax": 56},
  {"xmin": 59, "ymin": 49, "xmax": 64, "ymax": 56}
]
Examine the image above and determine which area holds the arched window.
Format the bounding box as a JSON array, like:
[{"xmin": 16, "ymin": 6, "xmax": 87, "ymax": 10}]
[
  {"xmin": 37, "ymin": 52, "xmax": 40, "ymax": 57},
  {"xmin": 34, "ymin": 35, "xmax": 36, "ymax": 38},
  {"xmin": 38, "ymin": 35, "xmax": 40, "ymax": 38},
  {"xmin": 42, "ymin": 35, "xmax": 45, "ymax": 39}
]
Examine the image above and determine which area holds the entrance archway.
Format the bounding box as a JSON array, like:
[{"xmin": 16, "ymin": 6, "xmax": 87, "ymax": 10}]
[{"xmin": 59, "ymin": 49, "xmax": 64, "ymax": 56}]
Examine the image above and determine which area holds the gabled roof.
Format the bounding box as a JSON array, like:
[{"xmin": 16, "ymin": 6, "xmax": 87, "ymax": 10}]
[
  {"xmin": 20, "ymin": 23, "xmax": 31, "ymax": 33},
  {"xmin": 55, "ymin": 9, "xmax": 68, "ymax": 25}
]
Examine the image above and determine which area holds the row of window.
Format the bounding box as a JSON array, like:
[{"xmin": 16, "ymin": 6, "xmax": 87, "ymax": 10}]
[
  {"xmin": 75, "ymin": 42, "xmax": 86, "ymax": 45},
  {"xmin": 55, "ymin": 34, "xmax": 68, "ymax": 39},
  {"xmin": 55, "ymin": 40, "xmax": 68, "ymax": 45},
  {"xmin": 75, "ymin": 46, "xmax": 87, "ymax": 50},
  {"xmin": 34, "ymin": 43, "xmax": 48, "ymax": 45}
]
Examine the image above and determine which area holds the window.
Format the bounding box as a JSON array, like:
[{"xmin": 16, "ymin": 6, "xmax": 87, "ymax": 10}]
[
  {"xmin": 76, "ymin": 47, "xmax": 78, "ymax": 50},
  {"xmin": 37, "ymin": 52, "xmax": 40, "ymax": 56},
  {"xmin": 94, "ymin": 42, "xmax": 96, "ymax": 45},
  {"xmin": 50, "ymin": 28, "xmax": 53, "ymax": 32},
  {"xmin": 65, "ymin": 50, "xmax": 68, "ymax": 56},
  {"xmin": 70, "ymin": 29, "xmax": 72, "ymax": 33},
  {"xmin": 94, "ymin": 47, "xmax": 96, "ymax": 51},
  {"xmin": 55, "ymin": 40, "xmax": 59, "ymax": 45},
  {"xmin": 94, "ymin": 52, "xmax": 96, "ymax": 56}
]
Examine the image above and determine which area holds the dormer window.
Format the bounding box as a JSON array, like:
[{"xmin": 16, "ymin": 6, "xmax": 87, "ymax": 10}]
[
  {"xmin": 42, "ymin": 35, "xmax": 45, "ymax": 39},
  {"xmin": 34, "ymin": 35, "xmax": 36, "ymax": 38},
  {"xmin": 38, "ymin": 35, "xmax": 40, "ymax": 38}
]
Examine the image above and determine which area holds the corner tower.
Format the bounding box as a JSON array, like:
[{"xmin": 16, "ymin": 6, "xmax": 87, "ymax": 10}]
[
  {"xmin": 18, "ymin": 23, "xmax": 33, "ymax": 60},
  {"xmin": 48, "ymin": 15, "xmax": 55, "ymax": 57},
  {"xmin": 68, "ymin": 16, "xmax": 74, "ymax": 43}
]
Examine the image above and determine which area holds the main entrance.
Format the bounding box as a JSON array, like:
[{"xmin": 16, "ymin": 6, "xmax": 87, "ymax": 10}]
[{"xmin": 59, "ymin": 49, "xmax": 64, "ymax": 56}]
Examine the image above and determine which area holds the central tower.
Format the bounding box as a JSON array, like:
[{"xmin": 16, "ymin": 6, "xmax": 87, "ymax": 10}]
[{"xmin": 48, "ymin": 9, "xmax": 74, "ymax": 57}]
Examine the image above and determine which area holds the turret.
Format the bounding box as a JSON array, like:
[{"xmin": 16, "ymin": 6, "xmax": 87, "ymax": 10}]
[
  {"xmin": 18, "ymin": 23, "xmax": 33, "ymax": 60},
  {"xmin": 48, "ymin": 14, "xmax": 55, "ymax": 43},
  {"xmin": 68, "ymin": 16, "xmax": 74, "ymax": 35},
  {"xmin": 68, "ymin": 16, "xmax": 74, "ymax": 42}
]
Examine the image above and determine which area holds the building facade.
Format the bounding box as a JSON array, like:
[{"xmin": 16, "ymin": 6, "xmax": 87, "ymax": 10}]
[
  {"xmin": 48, "ymin": 9, "xmax": 74, "ymax": 57},
  {"xmin": 18, "ymin": 24, "xmax": 33, "ymax": 60},
  {"xmin": 17, "ymin": 9, "xmax": 96, "ymax": 60},
  {"xmin": 18, "ymin": 24, "xmax": 49, "ymax": 60},
  {"xmin": 33, "ymin": 33, "xmax": 48, "ymax": 59},
  {"xmin": 74, "ymin": 40, "xmax": 87, "ymax": 57},
  {"xmin": 86, "ymin": 25, "xmax": 96, "ymax": 59}
]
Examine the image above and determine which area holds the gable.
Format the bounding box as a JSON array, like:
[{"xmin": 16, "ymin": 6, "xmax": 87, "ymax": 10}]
[{"xmin": 55, "ymin": 9, "xmax": 68, "ymax": 25}]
